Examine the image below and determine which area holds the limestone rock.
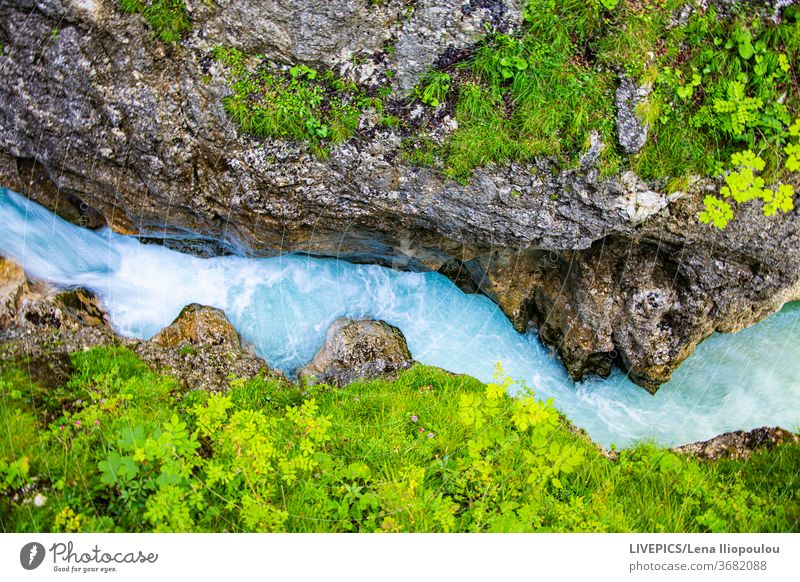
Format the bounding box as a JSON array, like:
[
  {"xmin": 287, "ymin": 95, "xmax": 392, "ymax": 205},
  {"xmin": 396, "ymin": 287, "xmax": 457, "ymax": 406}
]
[
  {"xmin": 299, "ymin": 318, "xmax": 413, "ymax": 385},
  {"xmin": 673, "ymin": 427, "xmax": 799, "ymax": 460},
  {"xmin": 151, "ymin": 303, "xmax": 242, "ymax": 350},
  {"xmin": 615, "ymin": 76, "xmax": 650, "ymax": 154},
  {"xmin": 0, "ymin": 256, "xmax": 110, "ymax": 334},
  {"xmin": 142, "ymin": 303, "xmax": 271, "ymax": 391},
  {"xmin": 53, "ymin": 289, "xmax": 111, "ymax": 329},
  {"xmin": 0, "ymin": 256, "xmax": 27, "ymax": 329}
]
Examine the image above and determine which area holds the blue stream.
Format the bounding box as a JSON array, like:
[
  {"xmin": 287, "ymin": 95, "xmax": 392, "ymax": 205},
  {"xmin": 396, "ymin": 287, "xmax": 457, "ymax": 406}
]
[{"xmin": 1, "ymin": 187, "xmax": 799, "ymax": 447}]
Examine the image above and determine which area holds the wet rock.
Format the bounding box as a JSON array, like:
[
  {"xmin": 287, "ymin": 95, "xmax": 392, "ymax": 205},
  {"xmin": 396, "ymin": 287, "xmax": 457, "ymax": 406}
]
[
  {"xmin": 436, "ymin": 257, "xmax": 484, "ymax": 295},
  {"xmin": 475, "ymin": 192, "xmax": 800, "ymax": 390},
  {"xmin": 0, "ymin": 276, "xmax": 274, "ymax": 392},
  {"xmin": 673, "ymin": 427, "xmax": 799, "ymax": 460},
  {"xmin": 0, "ymin": 259, "xmax": 129, "ymax": 377},
  {"xmin": 0, "ymin": 153, "xmax": 106, "ymax": 230},
  {"xmin": 0, "ymin": 257, "xmax": 110, "ymax": 334},
  {"xmin": 616, "ymin": 76, "xmax": 650, "ymax": 154},
  {"xmin": 0, "ymin": 256, "xmax": 27, "ymax": 329},
  {"xmin": 151, "ymin": 304, "xmax": 243, "ymax": 351},
  {"xmin": 142, "ymin": 303, "xmax": 272, "ymax": 391},
  {"xmin": 299, "ymin": 318, "xmax": 413, "ymax": 386},
  {"xmin": 54, "ymin": 289, "xmax": 111, "ymax": 329}
]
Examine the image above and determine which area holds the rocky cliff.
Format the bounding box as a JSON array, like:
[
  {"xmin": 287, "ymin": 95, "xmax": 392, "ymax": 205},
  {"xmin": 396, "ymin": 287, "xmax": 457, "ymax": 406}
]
[{"xmin": 1, "ymin": 0, "xmax": 799, "ymax": 391}]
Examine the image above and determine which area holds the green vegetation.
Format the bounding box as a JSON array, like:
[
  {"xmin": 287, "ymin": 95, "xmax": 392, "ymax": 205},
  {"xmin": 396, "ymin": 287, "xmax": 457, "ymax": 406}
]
[
  {"xmin": 700, "ymin": 150, "xmax": 795, "ymax": 228},
  {"xmin": 212, "ymin": 47, "xmax": 383, "ymax": 157},
  {"xmin": 409, "ymin": 0, "xmax": 800, "ymax": 225},
  {"xmin": 2, "ymin": 347, "xmax": 797, "ymax": 532},
  {"xmin": 117, "ymin": 0, "xmax": 191, "ymax": 43},
  {"xmin": 414, "ymin": 71, "xmax": 452, "ymax": 108},
  {"xmin": 435, "ymin": 3, "xmax": 621, "ymax": 182}
]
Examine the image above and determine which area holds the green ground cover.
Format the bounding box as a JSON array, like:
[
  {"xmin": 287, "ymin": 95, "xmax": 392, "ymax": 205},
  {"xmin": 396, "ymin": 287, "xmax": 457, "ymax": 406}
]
[{"xmin": 1, "ymin": 347, "xmax": 797, "ymax": 532}]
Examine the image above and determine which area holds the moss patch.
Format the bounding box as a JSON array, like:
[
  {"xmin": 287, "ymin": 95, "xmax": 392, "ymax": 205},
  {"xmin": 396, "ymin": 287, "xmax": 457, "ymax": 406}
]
[{"xmin": 212, "ymin": 47, "xmax": 384, "ymax": 157}]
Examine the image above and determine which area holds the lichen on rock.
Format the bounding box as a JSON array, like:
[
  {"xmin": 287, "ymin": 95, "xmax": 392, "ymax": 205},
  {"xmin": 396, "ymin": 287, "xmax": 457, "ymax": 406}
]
[{"xmin": 615, "ymin": 75, "xmax": 651, "ymax": 155}]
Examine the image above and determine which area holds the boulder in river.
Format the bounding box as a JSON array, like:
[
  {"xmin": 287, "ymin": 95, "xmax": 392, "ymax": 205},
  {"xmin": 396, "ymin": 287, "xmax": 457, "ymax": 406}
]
[
  {"xmin": 151, "ymin": 303, "xmax": 243, "ymax": 351},
  {"xmin": 142, "ymin": 303, "xmax": 272, "ymax": 391},
  {"xmin": 0, "ymin": 256, "xmax": 27, "ymax": 330},
  {"xmin": 299, "ymin": 318, "xmax": 413, "ymax": 386},
  {"xmin": 0, "ymin": 256, "xmax": 110, "ymax": 334}
]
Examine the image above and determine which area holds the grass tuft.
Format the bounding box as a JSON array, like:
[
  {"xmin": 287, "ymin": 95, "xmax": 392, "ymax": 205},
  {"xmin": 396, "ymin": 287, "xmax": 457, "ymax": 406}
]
[{"xmin": 117, "ymin": 0, "xmax": 191, "ymax": 43}]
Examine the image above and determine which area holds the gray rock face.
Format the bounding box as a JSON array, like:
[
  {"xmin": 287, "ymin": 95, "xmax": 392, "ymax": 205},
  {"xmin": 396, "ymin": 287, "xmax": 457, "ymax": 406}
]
[
  {"xmin": 298, "ymin": 318, "xmax": 413, "ymax": 385},
  {"xmin": 192, "ymin": 0, "xmax": 523, "ymax": 91},
  {"xmin": 195, "ymin": 0, "xmax": 395, "ymax": 64},
  {"xmin": 472, "ymin": 189, "xmax": 800, "ymax": 390},
  {"xmin": 1, "ymin": 0, "xmax": 800, "ymax": 392},
  {"xmin": 392, "ymin": 0, "xmax": 523, "ymax": 91},
  {"xmin": 674, "ymin": 426, "xmax": 799, "ymax": 460},
  {"xmin": 615, "ymin": 76, "xmax": 650, "ymax": 154}
]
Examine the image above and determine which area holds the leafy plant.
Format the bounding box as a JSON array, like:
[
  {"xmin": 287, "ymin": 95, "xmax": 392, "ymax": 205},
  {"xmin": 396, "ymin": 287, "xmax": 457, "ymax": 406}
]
[
  {"xmin": 713, "ymin": 81, "xmax": 763, "ymax": 137},
  {"xmin": 213, "ymin": 47, "xmax": 381, "ymax": 155},
  {"xmin": 414, "ymin": 71, "xmax": 451, "ymax": 107},
  {"xmin": 701, "ymin": 150, "xmax": 795, "ymax": 228}
]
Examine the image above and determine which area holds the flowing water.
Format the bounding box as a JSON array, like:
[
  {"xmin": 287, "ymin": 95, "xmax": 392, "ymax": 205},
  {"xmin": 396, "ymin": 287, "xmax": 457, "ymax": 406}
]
[{"xmin": 1, "ymin": 187, "xmax": 799, "ymax": 447}]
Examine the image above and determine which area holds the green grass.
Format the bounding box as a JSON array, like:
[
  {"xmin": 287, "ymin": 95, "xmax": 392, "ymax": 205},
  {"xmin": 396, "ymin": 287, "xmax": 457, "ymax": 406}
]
[
  {"xmin": 438, "ymin": 1, "xmax": 620, "ymax": 181},
  {"xmin": 410, "ymin": 0, "xmax": 800, "ymax": 186},
  {"xmin": 212, "ymin": 47, "xmax": 381, "ymax": 156},
  {"xmin": 1, "ymin": 347, "xmax": 797, "ymax": 532},
  {"xmin": 117, "ymin": 0, "xmax": 191, "ymax": 43}
]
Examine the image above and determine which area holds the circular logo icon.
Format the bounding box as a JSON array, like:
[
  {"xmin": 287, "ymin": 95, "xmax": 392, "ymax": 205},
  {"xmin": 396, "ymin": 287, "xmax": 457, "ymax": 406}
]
[{"xmin": 20, "ymin": 542, "xmax": 46, "ymax": 570}]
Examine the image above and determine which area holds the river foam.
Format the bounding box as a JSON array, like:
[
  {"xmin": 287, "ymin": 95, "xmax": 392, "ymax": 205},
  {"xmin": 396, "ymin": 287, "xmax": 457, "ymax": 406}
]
[{"xmin": 1, "ymin": 187, "xmax": 798, "ymax": 447}]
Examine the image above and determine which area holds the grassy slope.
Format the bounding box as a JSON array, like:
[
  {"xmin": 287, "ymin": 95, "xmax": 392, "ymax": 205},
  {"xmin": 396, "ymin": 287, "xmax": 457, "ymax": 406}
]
[
  {"xmin": 1, "ymin": 347, "xmax": 797, "ymax": 533},
  {"xmin": 429, "ymin": 0, "xmax": 800, "ymax": 183}
]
